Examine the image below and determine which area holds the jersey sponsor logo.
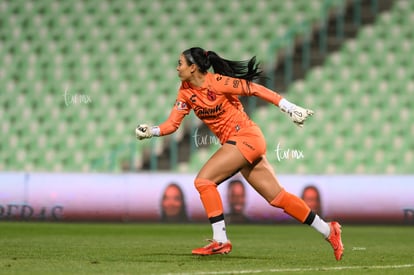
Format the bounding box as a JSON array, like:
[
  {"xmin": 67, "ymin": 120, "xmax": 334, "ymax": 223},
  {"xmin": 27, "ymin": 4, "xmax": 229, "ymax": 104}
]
[
  {"xmin": 194, "ymin": 103, "xmax": 225, "ymax": 118},
  {"xmin": 207, "ymin": 90, "xmax": 216, "ymax": 101},
  {"xmin": 175, "ymin": 100, "xmax": 188, "ymax": 110},
  {"xmin": 216, "ymin": 76, "xmax": 223, "ymax": 81},
  {"xmin": 233, "ymin": 79, "xmax": 240, "ymax": 88},
  {"xmin": 224, "ymin": 77, "xmax": 231, "ymax": 86}
]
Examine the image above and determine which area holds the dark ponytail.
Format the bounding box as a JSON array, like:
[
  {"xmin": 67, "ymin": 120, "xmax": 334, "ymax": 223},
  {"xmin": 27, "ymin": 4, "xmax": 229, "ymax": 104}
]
[{"xmin": 182, "ymin": 47, "xmax": 262, "ymax": 83}]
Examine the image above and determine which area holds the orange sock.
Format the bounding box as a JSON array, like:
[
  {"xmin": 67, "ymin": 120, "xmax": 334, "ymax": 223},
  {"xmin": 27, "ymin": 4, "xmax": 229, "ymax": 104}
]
[
  {"xmin": 270, "ymin": 188, "xmax": 311, "ymax": 223},
  {"xmin": 194, "ymin": 178, "xmax": 224, "ymax": 218}
]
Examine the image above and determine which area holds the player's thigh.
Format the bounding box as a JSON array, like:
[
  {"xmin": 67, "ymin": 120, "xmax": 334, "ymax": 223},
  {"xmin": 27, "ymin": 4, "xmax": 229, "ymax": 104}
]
[
  {"xmin": 241, "ymin": 155, "xmax": 283, "ymax": 202},
  {"xmin": 197, "ymin": 143, "xmax": 249, "ymax": 184}
]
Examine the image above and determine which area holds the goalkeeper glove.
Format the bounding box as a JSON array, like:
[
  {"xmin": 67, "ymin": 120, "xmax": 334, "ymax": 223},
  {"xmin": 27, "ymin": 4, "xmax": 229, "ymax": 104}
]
[
  {"xmin": 135, "ymin": 124, "xmax": 160, "ymax": 140},
  {"xmin": 279, "ymin": 98, "xmax": 314, "ymax": 127}
]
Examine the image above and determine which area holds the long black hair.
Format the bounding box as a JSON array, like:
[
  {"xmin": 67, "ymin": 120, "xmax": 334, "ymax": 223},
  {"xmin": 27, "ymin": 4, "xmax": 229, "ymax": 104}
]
[{"xmin": 182, "ymin": 47, "xmax": 262, "ymax": 83}]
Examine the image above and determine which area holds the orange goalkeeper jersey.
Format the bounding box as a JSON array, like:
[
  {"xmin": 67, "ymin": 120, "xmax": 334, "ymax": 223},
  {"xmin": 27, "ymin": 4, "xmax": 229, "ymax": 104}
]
[{"xmin": 159, "ymin": 72, "xmax": 283, "ymax": 144}]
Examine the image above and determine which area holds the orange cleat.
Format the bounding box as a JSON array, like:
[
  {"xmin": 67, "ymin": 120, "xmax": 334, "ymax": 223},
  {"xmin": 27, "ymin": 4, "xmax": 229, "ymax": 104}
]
[
  {"xmin": 326, "ymin": 222, "xmax": 344, "ymax": 261},
  {"xmin": 192, "ymin": 240, "xmax": 232, "ymax": 255}
]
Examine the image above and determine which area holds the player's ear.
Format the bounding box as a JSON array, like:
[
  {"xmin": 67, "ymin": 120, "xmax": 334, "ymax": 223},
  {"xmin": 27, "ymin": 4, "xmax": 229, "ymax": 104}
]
[{"xmin": 190, "ymin": 63, "xmax": 197, "ymax": 73}]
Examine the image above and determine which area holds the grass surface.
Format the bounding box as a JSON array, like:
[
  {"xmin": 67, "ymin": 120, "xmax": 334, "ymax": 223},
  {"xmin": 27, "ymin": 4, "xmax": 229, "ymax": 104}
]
[{"xmin": 0, "ymin": 222, "xmax": 413, "ymax": 274}]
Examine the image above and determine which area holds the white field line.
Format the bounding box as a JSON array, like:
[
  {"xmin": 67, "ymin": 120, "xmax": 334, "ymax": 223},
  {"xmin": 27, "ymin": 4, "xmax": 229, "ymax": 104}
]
[{"xmin": 162, "ymin": 263, "xmax": 414, "ymax": 275}]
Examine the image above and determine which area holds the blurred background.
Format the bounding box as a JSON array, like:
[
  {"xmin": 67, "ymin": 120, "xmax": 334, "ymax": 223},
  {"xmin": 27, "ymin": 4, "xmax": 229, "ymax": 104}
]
[{"xmin": 0, "ymin": 0, "xmax": 413, "ymax": 223}]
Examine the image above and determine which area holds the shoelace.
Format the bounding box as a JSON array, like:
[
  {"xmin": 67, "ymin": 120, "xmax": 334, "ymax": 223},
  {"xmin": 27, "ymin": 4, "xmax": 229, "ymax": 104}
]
[{"xmin": 202, "ymin": 239, "xmax": 216, "ymax": 248}]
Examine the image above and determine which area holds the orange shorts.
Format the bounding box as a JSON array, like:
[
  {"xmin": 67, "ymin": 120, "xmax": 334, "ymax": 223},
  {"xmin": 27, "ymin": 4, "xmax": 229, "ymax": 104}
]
[{"xmin": 226, "ymin": 125, "xmax": 266, "ymax": 163}]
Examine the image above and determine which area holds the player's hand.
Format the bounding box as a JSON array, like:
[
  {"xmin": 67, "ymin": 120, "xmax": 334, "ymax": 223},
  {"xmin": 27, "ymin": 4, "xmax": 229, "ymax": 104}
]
[
  {"xmin": 135, "ymin": 124, "xmax": 153, "ymax": 140},
  {"xmin": 281, "ymin": 105, "xmax": 314, "ymax": 127}
]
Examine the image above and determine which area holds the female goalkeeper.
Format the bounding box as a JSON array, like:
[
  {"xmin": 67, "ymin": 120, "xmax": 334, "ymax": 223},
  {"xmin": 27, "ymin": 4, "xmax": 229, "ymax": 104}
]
[{"xmin": 135, "ymin": 47, "xmax": 343, "ymax": 260}]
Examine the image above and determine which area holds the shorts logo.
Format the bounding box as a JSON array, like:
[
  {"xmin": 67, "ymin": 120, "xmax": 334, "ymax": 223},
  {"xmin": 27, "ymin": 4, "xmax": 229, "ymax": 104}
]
[
  {"xmin": 243, "ymin": 141, "xmax": 255, "ymax": 151},
  {"xmin": 207, "ymin": 90, "xmax": 216, "ymax": 101}
]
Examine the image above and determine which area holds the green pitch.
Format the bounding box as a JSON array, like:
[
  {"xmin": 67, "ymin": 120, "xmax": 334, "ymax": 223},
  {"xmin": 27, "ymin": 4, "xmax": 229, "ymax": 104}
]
[{"xmin": 0, "ymin": 222, "xmax": 413, "ymax": 274}]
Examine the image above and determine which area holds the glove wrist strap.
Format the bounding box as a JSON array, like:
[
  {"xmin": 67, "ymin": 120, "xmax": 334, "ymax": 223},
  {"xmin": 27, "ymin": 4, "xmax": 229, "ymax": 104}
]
[
  {"xmin": 279, "ymin": 98, "xmax": 296, "ymax": 113},
  {"xmin": 150, "ymin": 126, "xmax": 160, "ymax": 137}
]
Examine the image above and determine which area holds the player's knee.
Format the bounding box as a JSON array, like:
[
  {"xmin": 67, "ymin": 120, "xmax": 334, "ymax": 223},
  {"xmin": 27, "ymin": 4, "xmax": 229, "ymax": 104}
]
[{"xmin": 194, "ymin": 178, "xmax": 217, "ymax": 193}]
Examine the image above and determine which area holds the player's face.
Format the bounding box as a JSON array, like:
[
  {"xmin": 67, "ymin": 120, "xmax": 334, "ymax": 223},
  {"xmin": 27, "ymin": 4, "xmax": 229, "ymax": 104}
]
[
  {"xmin": 303, "ymin": 189, "xmax": 320, "ymax": 213},
  {"xmin": 228, "ymin": 183, "xmax": 246, "ymax": 214},
  {"xmin": 162, "ymin": 186, "xmax": 183, "ymax": 217},
  {"xmin": 177, "ymin": 54, "xmax": 195, "ymax": 81}
]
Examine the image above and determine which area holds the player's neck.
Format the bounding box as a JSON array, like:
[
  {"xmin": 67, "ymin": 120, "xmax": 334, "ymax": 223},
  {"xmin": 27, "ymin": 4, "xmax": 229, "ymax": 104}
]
[{"xmin": 189, "ymin": 72, "xmax": 206, "ymax": 88}]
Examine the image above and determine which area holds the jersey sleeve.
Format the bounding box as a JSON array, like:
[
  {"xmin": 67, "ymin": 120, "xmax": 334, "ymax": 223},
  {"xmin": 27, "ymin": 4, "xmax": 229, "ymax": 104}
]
[
  {"xmin": 212, "ymin": 74, "xmax": 283, "ymax": 106},
  {"xmin": 247, "ymin": 82, "xmax": 283, "ymax": 106},
  {"xmin": 158, "ymin": 90, "xmax": 191, "ymax": 136}
]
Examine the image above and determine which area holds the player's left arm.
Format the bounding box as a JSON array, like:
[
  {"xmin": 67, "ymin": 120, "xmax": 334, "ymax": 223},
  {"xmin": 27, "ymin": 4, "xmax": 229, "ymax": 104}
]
[
  {"xmin": 136, "ymin": 88, "xmax": 190, "ymax": 140},
  {"xmin": 135, "ymin": 107, "xmax": 188, "ymax": 140}
]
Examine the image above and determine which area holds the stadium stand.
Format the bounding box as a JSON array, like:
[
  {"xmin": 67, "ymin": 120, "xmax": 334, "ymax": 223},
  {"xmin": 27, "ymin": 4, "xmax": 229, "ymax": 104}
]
[
  {"xmin": 191, "ymin": 0, "xmax": 413, "ymax": 174},
  {"xmin": 1, "ymin": 0, "xmax": 411, "ymax": 174},
  {"xmin": 0, "ymin": 0, "xmax": 344, "ymax": 172}
]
